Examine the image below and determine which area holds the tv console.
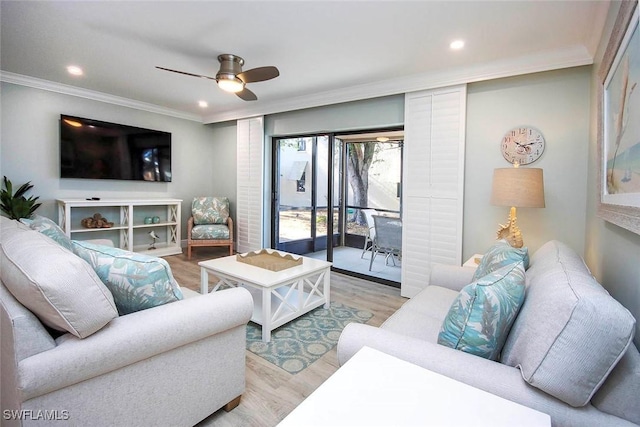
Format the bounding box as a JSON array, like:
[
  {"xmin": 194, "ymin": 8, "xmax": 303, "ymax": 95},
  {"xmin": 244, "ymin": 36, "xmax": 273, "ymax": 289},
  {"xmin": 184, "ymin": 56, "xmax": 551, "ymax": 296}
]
[{"xmin": 57, "ymin": 198, "xmax": 182, "ymax": 257}]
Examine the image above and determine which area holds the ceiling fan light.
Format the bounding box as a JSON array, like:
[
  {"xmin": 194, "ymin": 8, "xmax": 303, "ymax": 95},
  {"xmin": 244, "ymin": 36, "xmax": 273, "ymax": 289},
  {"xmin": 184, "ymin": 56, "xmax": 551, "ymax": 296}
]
[{"xmin": 217, "ymin": 75, "xmax": 244, "ymax": 93}]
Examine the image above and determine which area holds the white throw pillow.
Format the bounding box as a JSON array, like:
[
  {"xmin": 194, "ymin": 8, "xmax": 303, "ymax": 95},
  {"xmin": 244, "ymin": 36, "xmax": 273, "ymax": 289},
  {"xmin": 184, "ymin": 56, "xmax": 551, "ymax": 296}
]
[{"xmin": 0, "ymin": 218, "xmax": 118, "ymax": 338}]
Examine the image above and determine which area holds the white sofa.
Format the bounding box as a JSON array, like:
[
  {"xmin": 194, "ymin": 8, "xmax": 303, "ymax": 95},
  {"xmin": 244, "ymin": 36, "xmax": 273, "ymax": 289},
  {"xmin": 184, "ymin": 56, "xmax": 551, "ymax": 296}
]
[
  {"xmin": 338, "ymin": 240, "xmax": 640, "ymax": 427},
  {"xmin": 0, "ymin": 217, "xmax": 253, "ymax": 426}
]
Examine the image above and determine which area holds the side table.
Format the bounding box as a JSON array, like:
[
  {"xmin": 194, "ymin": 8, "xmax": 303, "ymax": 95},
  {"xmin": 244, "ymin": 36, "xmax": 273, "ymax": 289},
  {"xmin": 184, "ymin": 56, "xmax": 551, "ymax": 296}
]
[{"xmin": 463, "ymin": 253, "xmax": 484, "ymax": 268}]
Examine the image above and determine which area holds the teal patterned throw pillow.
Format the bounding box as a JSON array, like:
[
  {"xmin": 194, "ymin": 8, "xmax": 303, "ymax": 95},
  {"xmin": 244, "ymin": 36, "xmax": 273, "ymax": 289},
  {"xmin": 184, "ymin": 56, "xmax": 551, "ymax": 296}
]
[
  {"xmin": 21, "ymin": 215, "xmax": 73, "ymax": 251},
  {"xmin": 438, "ymin": 262, "xmax": 526, "ymax": 361},
  {"xmin": 72, "ymin": 241, "xmax": 183, "ymax": 315},
  {"xmin": 192, "ymin": 197, "xmax": 230, "ymax": 225},
  {"xmin": 472, "ymin": 239, "xmax": 529, "ymax": 281}
]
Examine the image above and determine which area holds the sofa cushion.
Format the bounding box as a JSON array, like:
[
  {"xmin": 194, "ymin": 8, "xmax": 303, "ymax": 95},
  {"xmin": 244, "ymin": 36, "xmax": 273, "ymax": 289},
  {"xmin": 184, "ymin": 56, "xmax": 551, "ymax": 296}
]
[
  {"xmin": 191, "ymin": 224, "xmax": 230, "ymax": 240},
  {"xmin": 192, "ymin": 197, "xmax": 229, "ymax": 225},
  {"xmin": 438, "ymin": 262, "xmax": 526, "ymax": 361},
  {"xmin": 472, "ymin": 239, "xmax": 529, "ymax": 281},
  {"xmin": 0, "ymin": 217, "xmax": 118, "ymax": 338},
  {"xmin": 500, "ymin": 240, "xmax": 636, "ymax": 407},
  {"xmin": 382, "ymin": 285, "xmax": 459, "ymax": 342},
  {"xmin": 20, "ymin": 215, "xmax": 73, "ymax": 251},
  {"xmin": 72, "ymin": 241, "xmax": 183, "ymax": 315}
]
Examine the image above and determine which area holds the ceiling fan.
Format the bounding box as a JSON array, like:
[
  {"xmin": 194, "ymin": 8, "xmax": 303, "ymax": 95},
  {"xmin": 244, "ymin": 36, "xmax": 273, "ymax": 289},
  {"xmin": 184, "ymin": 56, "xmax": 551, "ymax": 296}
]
[{"xmin": 156, "ymin": 54, "xmax": 279, "ymax": 101}]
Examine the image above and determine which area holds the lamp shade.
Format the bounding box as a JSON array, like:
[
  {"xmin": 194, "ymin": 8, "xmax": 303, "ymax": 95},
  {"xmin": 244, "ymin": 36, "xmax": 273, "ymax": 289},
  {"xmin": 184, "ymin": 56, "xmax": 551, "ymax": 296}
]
[{"xmin": 491, "ymin": 167, "xmax": 545, "ymax": 208}]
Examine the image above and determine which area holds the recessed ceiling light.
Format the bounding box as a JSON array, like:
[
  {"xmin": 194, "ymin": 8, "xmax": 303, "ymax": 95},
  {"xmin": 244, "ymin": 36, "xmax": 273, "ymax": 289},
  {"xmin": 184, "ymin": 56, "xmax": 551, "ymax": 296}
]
[
  {"xmin": 450, "ymin": 40, "xmax": 465, "ymax": 50},
  {"xmin": 376, "ymin": 136, "xmax": 390, "ymax": 142},
  {"xmin": 66, "ymin": 65, "xmax": 84, "ymax": 76},
  {"xmin": 198, "ymin": 100, "xmax": 208, "ymax": 108}
]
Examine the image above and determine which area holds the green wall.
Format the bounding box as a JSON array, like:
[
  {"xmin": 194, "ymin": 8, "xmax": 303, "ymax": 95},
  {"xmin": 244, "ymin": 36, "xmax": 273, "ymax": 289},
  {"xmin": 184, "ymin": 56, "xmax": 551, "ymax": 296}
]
[{"xmin": 465, "ymin": 67, "xmax": 591, "ymax": 257}]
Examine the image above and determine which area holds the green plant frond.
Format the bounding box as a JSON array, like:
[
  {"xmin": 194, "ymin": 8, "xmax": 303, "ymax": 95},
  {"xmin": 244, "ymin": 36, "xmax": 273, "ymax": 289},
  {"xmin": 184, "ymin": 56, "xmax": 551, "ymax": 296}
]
[
  {"xmin": 3, "ymin": 177, "xmax": 12, "ymax": 196},
  {"xmin": 1, "ymin": 176, "xmax": 41, "ymax": 220},
  {"xmin": 14, "ymin": 182, "xmax": 35, "ymax": 199}
]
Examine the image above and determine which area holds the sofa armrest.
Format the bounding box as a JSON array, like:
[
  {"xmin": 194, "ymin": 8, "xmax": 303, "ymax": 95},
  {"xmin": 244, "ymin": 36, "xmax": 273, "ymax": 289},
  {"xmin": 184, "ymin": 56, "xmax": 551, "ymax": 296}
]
[
  {"xmin": 18, "ymin": 287, "xmax": 253, "ymax": 401},
  {"xmin": 337, "ymin": 324, "xmax": 635, "ymax": 427},
  {"xmin": 429, "ymin": 263, "xmax": 475, "ymax": 291}
]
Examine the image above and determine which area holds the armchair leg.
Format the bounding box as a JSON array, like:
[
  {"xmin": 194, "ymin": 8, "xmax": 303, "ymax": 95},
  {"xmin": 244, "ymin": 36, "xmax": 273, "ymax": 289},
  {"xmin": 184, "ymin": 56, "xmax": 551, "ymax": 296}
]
[
  {"xmin": 223, "ymin": 395, "xmax": 242, "ymax": 412},
  {"xmin": 187, "ymin": 245, "xmax": 192, "ymax": 260}
]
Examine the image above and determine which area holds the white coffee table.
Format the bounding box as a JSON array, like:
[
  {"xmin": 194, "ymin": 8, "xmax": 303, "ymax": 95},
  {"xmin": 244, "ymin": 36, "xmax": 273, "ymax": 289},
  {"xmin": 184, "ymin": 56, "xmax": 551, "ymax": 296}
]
[
  {"xmin": 199, "ymin": 249, "xmax": 332, "ymax": 342},
  {"xmin": 278, "ymin": 346, "xmax": 551, "ymax": 427}
]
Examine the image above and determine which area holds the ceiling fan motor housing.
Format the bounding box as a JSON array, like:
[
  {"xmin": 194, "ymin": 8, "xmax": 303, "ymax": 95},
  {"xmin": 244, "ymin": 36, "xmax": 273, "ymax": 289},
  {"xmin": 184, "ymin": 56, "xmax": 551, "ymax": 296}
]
[{"xmin": 216, "ymin": 54, "xmax": 244, "ymax": 81}]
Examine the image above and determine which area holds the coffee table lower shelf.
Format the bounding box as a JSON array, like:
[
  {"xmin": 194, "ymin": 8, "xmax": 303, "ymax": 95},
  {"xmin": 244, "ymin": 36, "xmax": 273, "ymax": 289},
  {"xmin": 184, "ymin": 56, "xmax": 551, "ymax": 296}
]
[{"xmin": 242, "ymin": 285, "xmax": 326, "ymax": 332}]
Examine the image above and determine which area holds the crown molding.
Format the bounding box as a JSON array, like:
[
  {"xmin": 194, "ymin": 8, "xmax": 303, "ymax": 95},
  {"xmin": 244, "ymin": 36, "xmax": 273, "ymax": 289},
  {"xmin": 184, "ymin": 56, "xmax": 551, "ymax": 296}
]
[
  {"xmin": 1, "ymin": 44, "xmax": 593, "ymax": 125},
  {"xmin": 0, "ymin": 71, "xmax": 203, "ymax": 122},
  {"xmin": 203, "ymin": 45, "xmax": 594, "ymax": 124}
]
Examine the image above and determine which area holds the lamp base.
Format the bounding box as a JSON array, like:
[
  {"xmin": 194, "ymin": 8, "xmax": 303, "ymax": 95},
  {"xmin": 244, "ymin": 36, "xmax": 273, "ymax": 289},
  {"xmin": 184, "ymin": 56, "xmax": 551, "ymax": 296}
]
[{"xmin": 496, "ymin": 206, "xmax": 523, "ymax": 248}]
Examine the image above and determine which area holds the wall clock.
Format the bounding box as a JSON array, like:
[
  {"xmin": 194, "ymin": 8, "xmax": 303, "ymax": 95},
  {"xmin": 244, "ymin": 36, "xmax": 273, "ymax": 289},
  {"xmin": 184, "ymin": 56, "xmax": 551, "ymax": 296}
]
[{"xmin": 500, "ymin": 126, "xmax": 545, "ymax": 165}]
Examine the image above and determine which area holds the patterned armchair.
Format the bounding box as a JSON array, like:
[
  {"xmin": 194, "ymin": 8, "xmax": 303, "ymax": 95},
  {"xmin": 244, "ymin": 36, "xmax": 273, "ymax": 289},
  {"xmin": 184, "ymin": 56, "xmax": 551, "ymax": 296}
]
[{"xmin": 187, "ymin": 197, "xmax": 234, "ymax": 259}]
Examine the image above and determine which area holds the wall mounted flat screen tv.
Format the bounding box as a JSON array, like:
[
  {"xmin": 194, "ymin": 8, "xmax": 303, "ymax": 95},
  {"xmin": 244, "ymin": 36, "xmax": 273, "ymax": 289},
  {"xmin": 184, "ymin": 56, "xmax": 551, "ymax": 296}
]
[{"xmin": 60, "ymin": 115, "xmax": 172, "ymax": 182}]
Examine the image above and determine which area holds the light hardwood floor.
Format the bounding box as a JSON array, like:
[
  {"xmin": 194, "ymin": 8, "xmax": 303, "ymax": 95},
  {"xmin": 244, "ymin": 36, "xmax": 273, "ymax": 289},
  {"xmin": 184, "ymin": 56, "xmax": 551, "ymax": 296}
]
[{"xmin": 164, "ymin": 247, "xmax": 407, "ymax": 427}]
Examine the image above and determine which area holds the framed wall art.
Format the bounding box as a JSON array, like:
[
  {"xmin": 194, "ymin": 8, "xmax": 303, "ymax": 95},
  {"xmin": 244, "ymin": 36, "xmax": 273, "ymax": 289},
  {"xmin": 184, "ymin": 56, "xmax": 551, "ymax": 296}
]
[{"xmin": 598, "ymin": 0, "xmax": 640, "ymax": 235}]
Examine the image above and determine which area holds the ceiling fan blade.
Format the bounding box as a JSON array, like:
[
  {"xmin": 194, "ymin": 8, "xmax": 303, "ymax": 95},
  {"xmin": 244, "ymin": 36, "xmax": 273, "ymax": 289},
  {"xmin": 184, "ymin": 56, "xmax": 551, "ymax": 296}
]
[
  {"xmin": 155, "ymin": 66, "xmax": 216, "ymax": 80},
  {"xmin": 236, "ymin": 87, "xmax": 258, "ymax": 101},
  {"xmin": 238, "ymin": 66, "xmax": 280, "ymax": 83}
]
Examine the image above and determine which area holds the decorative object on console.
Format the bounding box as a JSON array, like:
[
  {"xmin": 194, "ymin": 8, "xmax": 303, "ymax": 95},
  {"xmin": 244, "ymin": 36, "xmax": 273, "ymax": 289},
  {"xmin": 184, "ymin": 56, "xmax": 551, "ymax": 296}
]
[
  {"xmin": 500, "ymin": 126, "xmax": 545, "ymax": 165},
  {"xmin": 148, "ymin": 230, "xmax": 160, "ymax": 250},
  {"xmin": 0, "ymin": 176, "xmax": 41, "ymax": 220},
  {"xmin": 81, "ymin": 213, "xmax": 114, "ymax": 229},
  {"xmin": 490, "ymin": 166, "xmax": 545, "ymax": 248},
  {"xmin": 144, "ymin": 217, "xmax": 153, "ymax": 224},
  {"xmin": 152, "ymin": 216, "xmax": 160, "ymax": 224}
]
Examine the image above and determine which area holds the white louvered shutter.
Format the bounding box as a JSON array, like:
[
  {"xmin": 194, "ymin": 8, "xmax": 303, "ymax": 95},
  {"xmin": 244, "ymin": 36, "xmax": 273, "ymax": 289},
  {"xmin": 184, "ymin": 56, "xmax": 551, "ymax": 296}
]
[
  {"xmin": 401, "ymin": 86, "xmax": 466, "ymax": 297},
  {"xmin": 236, "ymin": 117, "xmax": 264, "ymax": 253}
]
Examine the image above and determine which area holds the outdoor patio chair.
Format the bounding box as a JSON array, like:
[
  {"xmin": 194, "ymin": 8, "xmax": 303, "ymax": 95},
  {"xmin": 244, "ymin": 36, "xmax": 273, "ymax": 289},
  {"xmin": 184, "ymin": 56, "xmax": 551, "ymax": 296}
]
[
  {"xmin": 369, "ymin": 215, "xmax": 402, "ymax": 271},
  {"xmin": 187, "ymin": 196, "xmax": 234, "ymax": 259},
  {"xmin": 360, "ymin": 209, "xmax": 378, "ymax": 259}
]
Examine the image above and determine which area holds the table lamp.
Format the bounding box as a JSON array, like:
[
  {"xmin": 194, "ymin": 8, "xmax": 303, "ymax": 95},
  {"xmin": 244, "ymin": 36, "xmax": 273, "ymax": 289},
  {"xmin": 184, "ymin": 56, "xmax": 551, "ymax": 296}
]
[{"xmin": 490, "ymin": 166, "xmax": 545, "ymax": 248}]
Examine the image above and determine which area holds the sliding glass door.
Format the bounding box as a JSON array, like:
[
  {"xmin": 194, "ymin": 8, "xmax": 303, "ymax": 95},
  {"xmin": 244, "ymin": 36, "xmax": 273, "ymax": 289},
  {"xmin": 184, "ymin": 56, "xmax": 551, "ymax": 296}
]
[
  {"xmin": 272, "ymin": 135, "xmax": 340, "ymax": 256},
  {"xmin": 342, "ymin": 139, "xmax": 403, "ymax": 249},
  {"xmin": 271, "ymin": 128, "xmax": 403, "ymax": 285}
]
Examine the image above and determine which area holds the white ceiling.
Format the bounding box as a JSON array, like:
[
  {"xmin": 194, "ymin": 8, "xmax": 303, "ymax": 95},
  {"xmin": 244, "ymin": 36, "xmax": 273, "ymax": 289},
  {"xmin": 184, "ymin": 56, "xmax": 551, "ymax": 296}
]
[{"xmin": 0, "ymin": 1, "xmax": 610, "ymax": 124}]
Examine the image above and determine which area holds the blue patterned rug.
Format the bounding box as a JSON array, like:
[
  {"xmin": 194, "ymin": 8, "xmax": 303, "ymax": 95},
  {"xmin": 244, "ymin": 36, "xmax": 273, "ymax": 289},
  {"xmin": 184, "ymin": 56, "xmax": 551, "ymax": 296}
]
[{"xmin": 246, "ymin": 302, "xmax": 373, "ymax": 374}]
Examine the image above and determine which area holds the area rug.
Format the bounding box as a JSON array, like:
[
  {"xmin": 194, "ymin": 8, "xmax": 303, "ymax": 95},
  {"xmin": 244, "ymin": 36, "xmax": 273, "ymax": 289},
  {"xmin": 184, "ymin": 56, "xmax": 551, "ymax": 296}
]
[{"xmin": 246, "ymin": 302, "xmax": 373, "ymax": 374}]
